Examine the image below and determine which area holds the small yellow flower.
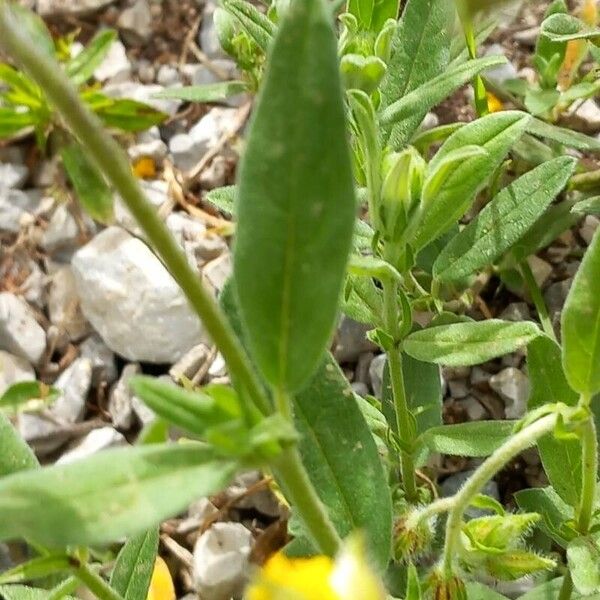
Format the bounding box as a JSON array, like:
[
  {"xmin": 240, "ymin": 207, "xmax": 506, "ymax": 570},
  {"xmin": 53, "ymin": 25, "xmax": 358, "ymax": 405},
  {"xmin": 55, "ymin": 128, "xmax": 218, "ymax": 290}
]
[
  {"xmin": 146, "ymin": 556, "xmax": 175, "ymax": 600},
  {"xmin": 133, "ymin": 156, "xmax": 157, "ymax": 179},
  {"xmin": 486, "ymin": 92, "xmax": 503, "ymax": 114},
  {"xmin": 246, "ymin": 536, "xmax": 386, "ymax": 600}
]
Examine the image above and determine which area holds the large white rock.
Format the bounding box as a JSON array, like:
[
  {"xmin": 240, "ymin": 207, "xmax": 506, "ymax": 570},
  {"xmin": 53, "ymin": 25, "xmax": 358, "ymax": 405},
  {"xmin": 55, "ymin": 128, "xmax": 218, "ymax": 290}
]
[
  {"xmin": 71, "ymin": 227, "xmax": 207, "ymax": 363},
  {"xmin": 0, "ymin": 293, "xmax": 46, "ymax": 365},
  {"xmin": 0, "ymin": 351, "xmax": 35, "ymax": 395}
]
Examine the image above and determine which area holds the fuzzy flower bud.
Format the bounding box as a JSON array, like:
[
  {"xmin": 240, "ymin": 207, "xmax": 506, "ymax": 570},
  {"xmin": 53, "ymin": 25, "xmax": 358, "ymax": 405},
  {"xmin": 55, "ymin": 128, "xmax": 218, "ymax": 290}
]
[{"xmin": 393, "ymin": 510, "xmax": 434, "ymax": 561}]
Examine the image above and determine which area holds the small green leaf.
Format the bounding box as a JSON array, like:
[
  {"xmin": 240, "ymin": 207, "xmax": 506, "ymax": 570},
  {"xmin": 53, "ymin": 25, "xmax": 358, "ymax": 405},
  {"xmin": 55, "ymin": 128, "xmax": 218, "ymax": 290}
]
[
  {"xmin": 205, "ymin": 185, "xmax": 236, "ymax": 215},
  {"xmin": 61, "ymin": 143, "xmax": 114, "ymax": 224},
  {"xmin": 404, "ymin": 320, "xmax": 541, "ymax": 366},
  {"xmin": 66, "ymin": 29, "xmax": 117, "ymax": 86},
  {"xmin": 221, "ymin": 0, "xmax": 276, "ymax": 53},
  {"xmin": 562, "ymin": 227, "xmax": 600, "ymax": 396},
  {"xmin": 465, "ymin": 583, "xmax": 509, "ymax": 599},
  {"xmin": 0, "ymin": 412, "xmax": 38, "ymax": 477},
  {"xmin": 542, "ymin": 12, "xmax": 600, "ymax": 42},
  {"xmin": 405, "ymin": 563, "xmax": 422, "ymax": 600},
  {"xmin": 233, "ymin": 0, "xmax": 356, "ymax": 393},
  {"xmin": 420, "ymin": 421, "xmax": 515, "ymax": 457},
  {"xmin": 0, "ymin": 107, "xmax": 38, "ymax": 138},
  {"xmin": 342, "ymin": 275, "xmax": 383, "ymax": 325},
  {"xmin": 0, "ymin": 381, "xmax": 59, "ymax": 409},
  {"xmin": 0, "ymin": 443, "xmax": 237, "ymax": 547},
  {"xmin": 572, "ymin": 196, "xmax": 600, "ymax": 216},
  {"xmin": 433, "ymin": 156, "xmax": 577, "ymax": 283},
  {"xmin": 0, "ymin": 554, "xmax": 71, "ymax": 585},
  {"xmin": 293, "ymin": 355, "xmax": 393, "ymax": 569},
  {"xmin": 92, "ymin": 97, "xmax": 167, "ymax": 132},
  {"xmin": 110, "ymin": 529, "xmax": 159, "ymax": 600},
  {"xmin": 0, "ymin": 585, "xmax": 75, "ymax": 600},
  {"xmin": 152, "ymin": 81, "xmax": 248, "ymax": 103},
  {"xmin": 524, "ymin": 88, "xmax": 560, "ymax": 116},
  {"xmin": 413, "ymin": 111, "xmax": 531, "ymax": 250},
  {"xmin": 568, "ymin": 536, "xmax": 600, "ymax": 596},
  {"xmin": 0, "ymin": 64, "xmax": 42, "ymax": 107}
]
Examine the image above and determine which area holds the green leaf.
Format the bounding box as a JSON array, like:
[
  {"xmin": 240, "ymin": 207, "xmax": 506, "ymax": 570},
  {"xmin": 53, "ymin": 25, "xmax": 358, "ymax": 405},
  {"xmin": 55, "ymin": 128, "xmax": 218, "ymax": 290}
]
[
  {"xmin": 4, "ymin": 3, "xmax": 54, "ymax": 58},
  {"xmin": 92, "ymin": 98, "xmax": 167, "ymax": 132},
  {"xmin": 515, "ymin": 486, "xmax": 573, "ymax": 548},
  {"xmin": 0, "ymin": 443, "xmax": 237, "ymax": 547},
  {"xmin": 380, "ymin": 56, "xmax": 507, "ymax": 149},
  {"xmin": 294, "ymin": 355, "xmax": 392, "ymax": 569},
  {"xmin": 379, "ymin": 0, "xmax": 453, "ymax": 149},
  {"xmin": 433, "ymin": 156, "xmax": 577, "ymax": 283},
  {"xmin": 342, "ymin": 274, "xmax": 383, "ymax": 325},
  {"xmin": 572, "ymin": 196, "xmax": 600, "ymax": 216},
  {"xmin": 520, "ymin": 578, "xmax": 579, "ymax": 600},
  {"xmin": 221, "ymin": 0, "xmax": 276, "ymax": 53},
  {"xmin": 0, "ymin": 554, "xmax": 71, "ymax": 585},
  {"xmin": 205, "ymin": 185, "xmax": 236, "ymax": 215},
  {"xmin": 110, "ymin": 529, "xmax": 159, "ymax": 600},
  {"xmin": 562, "ymin": 227, "xmax": 600, "ymax": 396},
  {"xmin": 413, "ymin": 111, "xmax": 531, "ymax": 250},
  {"xmin": 347, "ymin": 0, "xmax": 374, "ymax": 29},
  {"xmin": 0, "ymin": 381, "xmax": 59, "ymax": 409},
  {"xmin": 233, "ymin": 0, "xmax": 356, "ymax": 393},
  {"xmin": 527, "ymin": 118, "xmax": 600, "ymax": 152},
  {"xmin": 465, "ymin": 583, "xmax": 510, "ymax": 599},
  {"xmin": 568, "ymin": 536, "xmax": 600, "ymax": 596},
  {"xmin": 405, "ymin": 563, "xmax": 422, "ymax": 600},
  {"xmin": 0, "ymin": 585, "xmax": 75, "ymax": 600},
  {"xmin": 524, "ymin": 88, "xmax": 560, "ymax": 116},
  {"xmin": 0, "ymin": 64, "xmax": 42, "ymax": 108},
  {"xmin": 61, "ymin": 143, "xmax": 114, "ymax": 224},
  {"xmin": 404, "ymin": 320, "xmax": 541, "ymax": 366},
  {"xmin": 152, "ymin": 81, "xmax": 248, "ymax": 103},
  {"xmin": 541, "ymin": 13, "xmax": 600, "ymax": 42},
  {"xmin": 420, "ymin": 421, "xmax": 515, "ymax": 457},
  {"xmin": 0, "ymin": 412, "xmax": 38, "ymax": 477},
  {"xmin": 66, "ymin": 29, "xmax": 117, "ymax": 86},
  {"xmin": 528, "ymin": 336, "xmax": 581, "ymax": 507},
  {"xmin": 0, "ymin": 107, "xmax": 38, "ymax": 138}
]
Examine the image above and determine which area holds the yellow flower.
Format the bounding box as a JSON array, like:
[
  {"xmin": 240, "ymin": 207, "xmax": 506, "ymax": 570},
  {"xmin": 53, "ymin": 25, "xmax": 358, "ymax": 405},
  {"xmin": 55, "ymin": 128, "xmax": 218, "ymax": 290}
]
[
  {"xmin": 486, "ymin": 92, "xmax": 503, "ymax": 114},
  {"xmin": 146, "ymin": 556, "xmax": 175, "ymax": 600},
  {"xmin": 133, "ymin": 156, "xmax": 157, "ymax": 179},
  {"xmin": 246, "ymin": 536, "xmax": 386, "ymax": 600}
]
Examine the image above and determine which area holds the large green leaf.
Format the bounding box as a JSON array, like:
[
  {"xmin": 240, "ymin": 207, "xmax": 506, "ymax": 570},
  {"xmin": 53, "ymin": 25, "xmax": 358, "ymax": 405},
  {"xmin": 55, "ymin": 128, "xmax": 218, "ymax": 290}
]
[
  {"xmin": 0, "ymin": 412, "xmax": 38, "ymax": 477},
  {"xmin": 568, "ymin": 536, "xmax": 600, "ymax": 596},
  {"xmin": 110, "ymin": 529, "xmax": 159, "ymax": 600},
  {"xmin": 413, "ymin": 111, "xmax": 531, "ymax": 250},
  {"xmin": 380, "ymin": 0, "xmax": 453, "ymax": 149},
  {"xmin": 293, "ymin": 355, "xmax": 392, "ymax": 569},
  {"xmin": 528, "ymin": 336, "xmax": 581, "ymax": 507},
  {"xmin": 233, "ymin": 0, "xmax": 356, "ymax": 393},
  {"xmin": 433, "ymin": 156, "xmax": 577, "ymax": 283},
  {"xmin": 0, "ymin": 443, "xmax": 237, "ymax": 547},
  {"xmin": 562, "ymin": 227, "xmax": 600, "ymax": 397},
  {"xmin": 61, "ymin": 142, "xmax": 114, "ymax": 224},
  {"xmin": 404, "ymin": 320, "xmax": 541, "ymax": 366}
]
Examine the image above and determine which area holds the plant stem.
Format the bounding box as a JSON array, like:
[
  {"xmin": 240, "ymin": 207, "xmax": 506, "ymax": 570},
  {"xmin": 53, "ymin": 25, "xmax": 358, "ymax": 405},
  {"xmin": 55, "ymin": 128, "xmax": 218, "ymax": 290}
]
[
  {"xmin": 409, "ymin": 496, "xmax": 455, "ymax": 526},
  {"xmin": 577, "ymin": 417, "xmax": 598, "ymax": 534},
  {"xmin": 47, "ymin": 576, "xmax": 80, "ymax": 600},
  {"xmin": 271, "ymin": 447, "xmax": 342, "ymax": 556},
  {"xmin": 441, "ymin": 413, "xmax": 558, "ymax": 576},
  {"xmin": 0, "ymin": 1, "xmax": 271, "ymax": 419},
  {"xmin": 382, "ymin": 278, "xmax": 418, "ymax": 502},
  {"xmin": 558, "ymin": 573, "xmax": 574, "ymax": 600},
  {"xmin": 74, "ymin": 563, "xmax": 124, "ymax": 600},
  {"xmin": 519, "ymin": 260, "xmax": 557, "ymax": 342},
  {"xmin": 461, "ymin": 16, "xmax": 488, "ymax": 117}
]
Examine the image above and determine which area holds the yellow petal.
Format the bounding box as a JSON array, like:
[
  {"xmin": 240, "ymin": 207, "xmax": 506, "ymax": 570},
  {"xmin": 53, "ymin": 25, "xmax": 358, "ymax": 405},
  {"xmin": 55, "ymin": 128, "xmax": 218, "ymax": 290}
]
[
  {"xmin": 486, "ymin": 92, "xmax": 503, "ymax": 114},
  {"xmin": 133, "ymin": 156, "xmax": 157, "ymax": 179},
  {"xmin": 146, "ymin": 556, "xmax": 175, "ymax": 600}
]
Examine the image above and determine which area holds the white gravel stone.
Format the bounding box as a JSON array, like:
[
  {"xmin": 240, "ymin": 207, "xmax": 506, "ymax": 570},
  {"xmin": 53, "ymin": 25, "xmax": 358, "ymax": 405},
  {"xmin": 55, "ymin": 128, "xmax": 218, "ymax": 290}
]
[
  {"xmin": 57, "ymin": 427, "xmax": 125, "ymax": 464},
  {"xmin": 114, "ymin": 179, "xmax": 168, "ymax": 233},
  {"xmin": 169, "ymin": 343, "xmax": 211, "ymax": 382},
  {"xmin": 203, "ymin": 252, "xmax": 232, "ymax": 293},
  {"xmin": 80, "ymin": 334, "xmax": 118, "ymax": 386},
  {"xmin": 193, "ymin": 522, "xmax": 252, "ymax": 600},
  {"xmin": 156, "ymin": 65, "xmax": 181, "ymax": 87},
  {"xmin": 368, "ymin": 353, "xmax": 387, "ymax": 398},
  {"xmin": 37, "ymin": 0, "xmax": 116, "ymax": 15},
  {"xmin": 109, "ymin": 363, "xmax": 139, "ymax": 430},
  {"xmin": 0, "ymin": 293, "xmax": 46, "ymax": 365},
  {"xmin": 0, "ymin": 351, "xmax": 35, "ymax": 395},
  {"xmin": 94, "ymin": 39, "xmax": 132, "ymax": 83},
  {"xmin": 334, "ymin": 317, "xmax": 377, "ymax": 364},
  {"xmin": 128, "ymin": 138, "xmax": 168, "ymax": 162},
  {"xmin": 53, "ymin": 357, "xmax": 93, "ymax": 423},
  {"xmin": 526, "ymin": 255, "xmax": 552, "ymax": 288},
  {"xmin": 198, "ymin": 1, "xmax": 228, "ymax": 59},
  {"xmin": 41, "ymin": 204, "xmax": 87, "ymax": 253},
  {"xmin": 189, "ymin": 107, "xmax": 238, "ymax": 154},
  {"xmin": 580, "ymin": 215, "xmax": 599, "ymax": 245},
  {"xmin": 117, "ymin": 0, "xmax": 152, "ymax": 43},
  {"xmin": 565, "ymin": 99, "xmax": 600, "ymax": 133},
  {"xmin": 72, "ymin": 227, "xmax": 207, "ymax": 363},
  {"xmin": 0, "ymin": 163, "xmax": 28, "ymax": 190},
  {"xmin": 0, "ymin": 189, "xmax": 36, "ymax": 233},
  {"xmin": 489, "ymin": 367, "xmax": 530, "ymax": 419},
  {"xmin": 484, "ymin": 44, "xmax": 518, "ymax": 85},
  {"xmin": 103, "ymin": 82, "xmax": 181, "ymax": 116}
]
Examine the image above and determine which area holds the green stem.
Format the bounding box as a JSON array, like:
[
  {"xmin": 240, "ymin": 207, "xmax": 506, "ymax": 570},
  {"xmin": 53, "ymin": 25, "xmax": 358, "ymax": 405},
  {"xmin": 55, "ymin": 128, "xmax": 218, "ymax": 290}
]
[
  {"xmin": 382, "ymin": 277, "xmax": 418, "ymax": 502},
  {"xmin": 74, "ymin": 563, "xmax": 124, "ymax": 600},
  {"xmin": 462, "ymin": 17, "xmax": 488, "ymax": 117},
  {"xmin": 274, "ymin": 387, "xmax": 293, "ymax": 423},
  {"xmin": 271, "ymin": 447, "xmax": 342, "ymax": 556},
  {"xmin": 577, "ymin": 416, "xmax": 597, "ymax": 534},
  {"xmin": 519, "ymin": 260, "xmax": 557, "ymax": 342},
  {"xmin": 409, "ymin": 496, "xmax": 455, "ymax": 526},
  {"xmin": 441, "ymin": 413, "xmax": 558, "ymax": 576},
  {"xmin": 0, "ymin": 1, "xmax": 270, "ymax": 419},
  {"xmin": 558, "ymin": 573, "xmax": 574, "ymax": 600},
  {"xmin": 48, "ymin": 576, "xmax": 80, "ymax": 600}
]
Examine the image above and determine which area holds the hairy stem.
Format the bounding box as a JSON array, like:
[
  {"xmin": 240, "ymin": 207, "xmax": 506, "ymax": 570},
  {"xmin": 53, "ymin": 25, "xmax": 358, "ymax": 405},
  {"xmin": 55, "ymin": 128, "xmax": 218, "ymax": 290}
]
[
  {"xmin": 577, "ymin": 416, "xmax": 598, "ymax": 534},
  {"xmin": 558, "ymin": 573, "xmax": 574, "ymax": 600},
  {"xmin": 519, "ymin": 260, "xmax": 557, "ymax": 342},
  {"xmin": 383, "ymin": 278, "xmax": 418, "ymax": 502},
  {"xmin": 0, "ymin": 1, "xmax": 271, "ymax": 418},
  {"xmin": 74, "ymin": 563, "xmax": 124, "ymax": 600},
  {"xmin": 441, "ymin": 414, "xmax": 558, "ymax": 575}
]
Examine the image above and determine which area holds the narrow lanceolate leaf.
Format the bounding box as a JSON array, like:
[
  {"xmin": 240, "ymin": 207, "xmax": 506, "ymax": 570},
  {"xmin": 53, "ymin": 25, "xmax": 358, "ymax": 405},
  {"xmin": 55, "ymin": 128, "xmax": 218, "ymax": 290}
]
[
  {"xmin": 0, "ymin": 443, "xmax": 237, "ymax": 547},
  {"xmin": 221, "ymin": 0, "xmax": 276, "ymax": 53},
  {"xmin": 562, "ymin": 227, "xmax": 600, "ymax": 396},
  {"xmin": 61, "ymin": 143, "xmax": 114, "ymax": 224},
  {"xmin": 234, "ymin": 0, "xmax": 356, "ymax": 393},
  {"xmin": 66, "ymin": 29, "xmax": 117, "ymax": 86},
  {"xmin": 403, "ymin": 320, "xmax": 541, "ymax": 366},
  {"xmin": 413, "ymin": 111, "xmax": 531, "ymax": 250},
  {"xmin": 572, "ymin": 197, "xmax": 600, "ymax": 216},
  {"xmin": 527, "ymin": 118, "xmax": 600, "ymax": 152},
  {"xmin": 152, "ymin": 81, "xmax": 248, "ymax": 103},
  {"xmin": 293, "ymin": 355, "xmax": 392, "ymax": 569},
  {"xmin": 433, "ymin": 156, "xmax": 577, "ymax": 283},
  {"xmin": 0, "ymin": 554, "xmax": 71, "ymax": 585},
  {"xmin": 528, "ymin": 336, "xmax": 581, "ymax": 507},
  {"xmin": 0, "ymin": 412, "xmax": 38, "ymax": 476},
  {"xmin": 380, "ymin": 0, "xmax": 453, "ymax": 149},
  {"xmin": 110, "ymin": 529, "xmax": 159, "ymax": 600}
]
